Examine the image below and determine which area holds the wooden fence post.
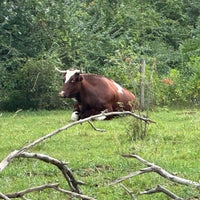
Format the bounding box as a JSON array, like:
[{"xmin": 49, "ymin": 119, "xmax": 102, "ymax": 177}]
[{"xmin": 140, "ymin": 59, "xmax": 146, "ymax": 110}]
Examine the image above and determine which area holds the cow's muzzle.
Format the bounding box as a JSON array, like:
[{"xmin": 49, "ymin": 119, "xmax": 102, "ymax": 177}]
[{"xmin": 59, "ymin": 91, "xmax": 65, "ymax": 97}]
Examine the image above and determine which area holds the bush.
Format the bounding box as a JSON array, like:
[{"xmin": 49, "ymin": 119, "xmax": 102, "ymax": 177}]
[{"xmin": 1, "ymin": 54, "xmax": 67, "ymax": 111}]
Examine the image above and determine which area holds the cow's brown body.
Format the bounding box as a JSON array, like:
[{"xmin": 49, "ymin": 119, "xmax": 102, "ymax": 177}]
[{"xmin": 59, "ymin": 70, "xmax": 136, "ymax": 120}]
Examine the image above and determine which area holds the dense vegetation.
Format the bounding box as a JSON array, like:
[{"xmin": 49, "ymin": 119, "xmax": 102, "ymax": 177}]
[{"xmin": 1, "ymin": 0, "xmax": 200, "ymax": 111}]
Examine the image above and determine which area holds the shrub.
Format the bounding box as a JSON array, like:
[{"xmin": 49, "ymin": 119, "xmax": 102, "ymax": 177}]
[{"xmin": 1, "ymin": 54, "xmax": 67, "ymax": 111}]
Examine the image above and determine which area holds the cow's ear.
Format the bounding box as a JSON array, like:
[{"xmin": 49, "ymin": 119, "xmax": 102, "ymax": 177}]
[{"xmin": 75, "ymin": 72, "xmax": 83, "ymax": 82}]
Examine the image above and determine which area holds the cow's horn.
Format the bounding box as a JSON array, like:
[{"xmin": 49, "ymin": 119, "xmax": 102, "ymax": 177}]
[{"xmin": 55, "ymin": 67, "xmax": 68, "ymax": 73}]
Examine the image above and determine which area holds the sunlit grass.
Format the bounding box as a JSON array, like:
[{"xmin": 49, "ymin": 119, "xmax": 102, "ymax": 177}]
[{"xmin": 0, "ymin": 109, "xmax": 199, "ymax": 199}]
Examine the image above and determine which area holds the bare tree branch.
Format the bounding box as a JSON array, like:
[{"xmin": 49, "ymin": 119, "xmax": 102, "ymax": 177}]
[
  {"xmin": 140, "ymin": 185, "xmax": 183, "ymax": 200},
  {"xmin": 17, "ymin": 152, "xmax": 84, "ymax": 193},
  {"xmin": 54, "ymin": 186, "xmax": 97, "ymax": 200},
  {"xmin": 88, "ymin": 121, "xmax": 106, "ymax": 132},
  {"xmin": 122, "ymin": 154, "xmax": 200, "ymax": 189},
  {"xmin": 0, "ymin": 111, "xmax": 155, "ymax": 173}
]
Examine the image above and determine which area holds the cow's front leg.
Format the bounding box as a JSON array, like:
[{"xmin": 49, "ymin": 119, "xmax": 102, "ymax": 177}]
[
  {"xmin": 71, "ymin": 102, "xmax": 81, "ymax": 121},
  {"xmin": 102, "ymin": 104, "xmax": 114, "ymax": 120},
  {"xmin": 80, "ymin": 109, "xmax": 108, "ymax": 120},
  {"xmin": 79, "ymin": 109, "xmax": 97, "ymax": 119}
]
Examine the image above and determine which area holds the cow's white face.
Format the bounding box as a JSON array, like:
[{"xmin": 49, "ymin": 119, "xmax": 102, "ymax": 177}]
[
  {"xmin": 64, "ymin": 69, "xmax": 80, "ymax": 83},
  {"xmin": 59, "ymin": 69, "xmax": 82, "ymax": 98}
]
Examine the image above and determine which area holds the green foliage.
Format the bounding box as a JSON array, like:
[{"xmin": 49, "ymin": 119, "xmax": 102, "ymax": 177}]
[
  {"xmin": 104, "ymin": 48, "xmax": 141, "ymax": 90},
  {"xmin": 0, "ymin": 53, "xmax": 65, "ymax": 111},
  {"xmin": 184, "ymin": 57, "xmax": 200, "ymax": 105},
  {"xmin": 1, "ymin": 0, "xmax": 200, "ymax": 110},
  {"xmin": 126, "ymin": 116, "xmax": 148, "ymax": 141}
]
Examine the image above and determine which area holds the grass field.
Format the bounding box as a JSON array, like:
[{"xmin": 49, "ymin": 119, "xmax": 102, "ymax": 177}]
[{"xmin": 0, "ymin": 109, "xmax": 199, "ymax": 199}]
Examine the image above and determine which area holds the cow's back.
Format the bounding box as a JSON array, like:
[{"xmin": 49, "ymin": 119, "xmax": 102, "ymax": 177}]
[
  {"xmin": 81, "ymin": 74, "xmax": 136, "ymax": 111},
  {"xmin": 80, "ymin": 74, "xmax": 118, "ymax": 106}
]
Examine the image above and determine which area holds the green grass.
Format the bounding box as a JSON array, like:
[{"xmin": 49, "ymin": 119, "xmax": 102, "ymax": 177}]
[{"xmin": 0, "ymin": 109, "xmax": 199, "ymax": 199}]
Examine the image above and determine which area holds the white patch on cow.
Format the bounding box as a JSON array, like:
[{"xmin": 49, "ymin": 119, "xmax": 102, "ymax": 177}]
[
  {"xmin": 65, "ymin": 69, "xmax": 80, "ymax": 83},
  {"xmin": 113, "ymin": 81, "xmax": 123, "ymax": 94},
  {"xmin": 72, "ymin": 98, "xmax": 77, "ymax": 102},
  {"xmin": 59, "ymin": 91, "xmax": 65, "ymax": 97},
  {"xmin": 94, "ymin": 115, "xmax": 106, "ymax": 120},
  {"xmin": 71, "ymin": 111, "xmax": 79, "ymax": 121}
]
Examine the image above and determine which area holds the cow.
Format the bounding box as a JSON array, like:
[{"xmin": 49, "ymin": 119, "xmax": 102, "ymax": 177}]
[{"xmin": 56, "ymin": 68, "xmax": 136, "ymax": 121}]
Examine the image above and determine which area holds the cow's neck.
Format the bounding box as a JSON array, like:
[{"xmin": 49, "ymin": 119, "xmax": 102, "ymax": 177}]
[
  {"xmin": 75, "ymin": 80, "xmax": 88, "ymax": 103},
  {"xmin": 75, "ymin": 93, "xmax": 81, "ymax": 103}
]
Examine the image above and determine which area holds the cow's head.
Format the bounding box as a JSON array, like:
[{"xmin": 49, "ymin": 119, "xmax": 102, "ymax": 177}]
[{"xmin": 56, "ymin": 68, "xmax": 83, "ymax": 98}]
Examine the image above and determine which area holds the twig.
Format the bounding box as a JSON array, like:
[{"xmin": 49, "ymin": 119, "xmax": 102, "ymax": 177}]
[
  {"xmin": 88, "ymin": 121, "xmax": 106, "ymax": 132},
  {"xmin": 32, "ymin": 72, "xmax": 40, "ymax": 90},
  {"xmin": 120, "ymin": 184, "xmax": 137, "ymax": 200},
  {"xmin": 12, "ymin": 109, "xmax": 23, "ymax": 118},
  {"xmin": 54, "ymin": 186, "xmax": 97, "ymax": 200},
  {"xmin": 140, "ymin": 185, "xmax": 183, "ymax": 200}
]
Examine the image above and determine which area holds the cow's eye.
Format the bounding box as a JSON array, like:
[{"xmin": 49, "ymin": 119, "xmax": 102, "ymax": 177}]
[{"xmin": 71, "ymin": 80, "xmax": 75, "ymax": 83}]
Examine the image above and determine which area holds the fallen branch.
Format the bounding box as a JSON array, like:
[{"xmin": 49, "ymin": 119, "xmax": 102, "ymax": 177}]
[
  {"xmin": 122, "ymin": 154, "xmax": 200, "ymax": 189},
  {"xmin": 0, "ymin": 111, "xmax": 155, "ymax": 173},
  {"xmin": 140, "ymin": 185, "xmax": 183, "ymax": 200},
  {"xmin": 0, "ymin": 183, "xmax": 96, "ymax": 200},
  {"xmin": 17, "ymin": 152, "xmax": 84, "ymax": 193}
]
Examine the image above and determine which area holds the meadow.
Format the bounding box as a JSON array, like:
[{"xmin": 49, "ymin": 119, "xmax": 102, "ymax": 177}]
[{"xmin": 0, "ymin": 109, "xmax": 199, "ymax": 199}]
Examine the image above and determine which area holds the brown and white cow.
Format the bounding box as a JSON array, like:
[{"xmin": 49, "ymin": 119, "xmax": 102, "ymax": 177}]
[{"xmin": 56, "ymin": 68, "xmax": 136, "ymax": 121}]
